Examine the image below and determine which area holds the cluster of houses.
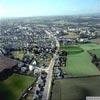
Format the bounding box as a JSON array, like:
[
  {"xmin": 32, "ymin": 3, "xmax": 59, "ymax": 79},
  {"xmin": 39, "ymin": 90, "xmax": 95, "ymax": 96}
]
[
  {"xmin": 53, "ymin": 50, "xmax": 67, "ymax": 79},
  {"xmin": 33, "ymin": 71, "xmax": 47, "ymax": 100},
  {"xmin": 0, "ymin": 19, "xmax": 51, "ymax": 51},
  {"xmin": 46, "ymin": 23, "xmax": 99, "ymax": 45}
]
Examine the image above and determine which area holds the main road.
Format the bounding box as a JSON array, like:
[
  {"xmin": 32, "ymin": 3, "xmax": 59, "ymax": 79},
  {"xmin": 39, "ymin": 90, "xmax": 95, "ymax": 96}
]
[{"xmin": 41, "ymin": 30, "xmax": 60, "ymax": 100}]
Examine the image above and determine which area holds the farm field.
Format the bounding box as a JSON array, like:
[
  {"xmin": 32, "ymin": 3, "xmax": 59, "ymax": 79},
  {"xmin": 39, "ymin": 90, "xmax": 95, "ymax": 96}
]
[
  {"xmin": 0, "ymin": 74, "xmax": 34, "ymax": 100},
  {"xmin": 61, "ymin": 43, "xmax": 100, "ymax": 76},
  {"xmin": 52, "ymin": 43, "xmax": 100, "ymax": 100},
  {"xmin": 61, "ymin": 45, "xmax": 84, "ymax": 54},
  {"xmin": 88, "ymin": 49, "xmax": 100, "ymax": 59},
  {"xmin": 78, "ymin": 43, "xmax": 100, "ymax": 51},
  {"xmin": 67, "ymin": 51, "xmax": 100, "ymax": 76},
  {"xmin": 51, "ymin": 76, "xmax": 100, "ymax": 100}
]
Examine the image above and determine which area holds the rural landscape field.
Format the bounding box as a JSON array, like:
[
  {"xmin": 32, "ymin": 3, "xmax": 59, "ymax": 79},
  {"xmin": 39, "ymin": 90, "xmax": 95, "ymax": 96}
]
[
  {"xmin": 0, "ymin": 74, "xmax": 35, "ymax": 100},
  {"xmin": 0, "ymin": 0, "xmax": 100, "ymax": 100},
  {"xmin": 51, "ymin": 43, "xmax": 100, "ymax": 100}
]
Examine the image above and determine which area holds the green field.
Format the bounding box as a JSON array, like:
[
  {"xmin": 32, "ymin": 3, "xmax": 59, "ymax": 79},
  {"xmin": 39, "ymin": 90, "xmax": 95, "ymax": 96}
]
[
  {"xmin": 61, "ymin": 45, "xmax": 84, "ymax": 54},
  {"xmin": 11, "ymin": 50, "xmax": 24, "ymax": 60},
  {"xmin": 88, "ymin": 49, "xmax": 100, "ymax": 59},
  {"xmin": 60, "ymin": 43, "xmax": 100, "ymax": 76},
  {"xmin": 52, "ymin": 43, "xmax": 100, "ymax": 100},
  {"xmin": 67, "ymin": 51, "xmax": 100, "ymax": 76},
  {"xmin": 51, "ymin": 76, "xmax": 100, "ymax": 100},
  {"xmin": 79, "ymin": 43, "xmax": 100, "ymax": 51},
  {"xmin": 0, "ymin": 74, "xmax": 34, "ymax": 100}
]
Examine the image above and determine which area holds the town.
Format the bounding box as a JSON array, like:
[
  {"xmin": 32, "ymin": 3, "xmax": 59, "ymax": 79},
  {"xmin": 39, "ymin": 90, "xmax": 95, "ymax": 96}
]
[{"xmin": 0, "ymin": 15, "xmax": 100, "ymax": 100}]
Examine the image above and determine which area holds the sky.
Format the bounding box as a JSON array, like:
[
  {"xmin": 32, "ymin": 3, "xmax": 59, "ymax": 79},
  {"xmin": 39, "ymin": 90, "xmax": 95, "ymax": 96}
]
[{"xmin": 0, "ymin": 0, "xmax": 100, "ymax": 18}]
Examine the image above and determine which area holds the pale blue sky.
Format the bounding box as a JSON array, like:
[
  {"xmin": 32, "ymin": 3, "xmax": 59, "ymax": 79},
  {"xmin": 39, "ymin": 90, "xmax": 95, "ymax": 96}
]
[{"xmin": 0, "ymin": 0, "xmax": 100, "ymax": 17}]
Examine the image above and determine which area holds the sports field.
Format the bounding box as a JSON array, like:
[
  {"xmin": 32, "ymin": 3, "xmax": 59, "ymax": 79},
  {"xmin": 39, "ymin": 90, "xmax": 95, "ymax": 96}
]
[{"xmin": 0, "ymin": 74, "xmax": 34, "ymax": 100}]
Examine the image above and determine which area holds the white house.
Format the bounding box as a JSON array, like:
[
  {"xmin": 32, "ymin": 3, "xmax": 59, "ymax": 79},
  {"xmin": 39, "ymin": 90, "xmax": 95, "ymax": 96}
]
[{"xmin": 29, "ymin": 65, "xmax": 34, "ymax": 71}]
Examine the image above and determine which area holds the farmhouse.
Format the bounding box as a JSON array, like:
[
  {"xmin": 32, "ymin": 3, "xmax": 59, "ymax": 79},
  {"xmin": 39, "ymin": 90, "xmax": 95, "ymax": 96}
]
[{"xmin": 0, "ymin": 55, "xmax": 18, "ymax": 80}]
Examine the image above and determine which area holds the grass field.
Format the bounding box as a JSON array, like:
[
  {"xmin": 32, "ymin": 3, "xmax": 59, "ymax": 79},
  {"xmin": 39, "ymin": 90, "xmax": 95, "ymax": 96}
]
[
  {"xmin": 67, "ymin": 51, "xmax": 100, "ymax": 76},
  {"xmin": 88, "ymin": 49, "xmax": 100, "ymax": 59},
  {"xmin": 11, "ymin": 50, "xmax": 24, "ymax": 60},
  {"xmin": 0, "ymin": 74, "xmax": 34, "ymax": 100},
  {"xmin": 52, "ymin": 43, "xmax": 100, "ymax": 100},
  {"xmin": 60, "ymin": 43, "xmax": 100, "ymax": 76},
  {"xmin": 61, "ymin": 45, "xmax": 84, "ymax": 54},
  {"xmin": 51, "ymin": 76, "xmax": 100, "ymax": 100},
  {"xmin": 79, "ymin": 43, "xmax": 100, "ymax": 51}
]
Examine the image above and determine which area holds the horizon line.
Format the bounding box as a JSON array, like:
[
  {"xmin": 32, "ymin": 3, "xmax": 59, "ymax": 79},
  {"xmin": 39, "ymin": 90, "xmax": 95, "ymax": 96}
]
[{"xmin": 0, "ymin": 13, "xmax": 100, "ymax": 20}]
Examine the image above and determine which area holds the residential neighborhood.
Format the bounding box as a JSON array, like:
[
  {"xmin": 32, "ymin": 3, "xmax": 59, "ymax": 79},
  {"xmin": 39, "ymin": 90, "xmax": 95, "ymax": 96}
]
[{"xmin": 0, "ymin": 0, "xmax": 100, "ymax": 100}]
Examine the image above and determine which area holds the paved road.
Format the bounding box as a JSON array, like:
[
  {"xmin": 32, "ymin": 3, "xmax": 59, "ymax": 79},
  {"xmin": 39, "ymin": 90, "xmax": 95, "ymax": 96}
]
[{"xmin": 41, "ymin": 31, "xmax": 60, "ymax": 100}]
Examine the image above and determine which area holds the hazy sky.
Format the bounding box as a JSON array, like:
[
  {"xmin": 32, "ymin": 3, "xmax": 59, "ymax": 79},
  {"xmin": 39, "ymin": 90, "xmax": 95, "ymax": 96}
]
[{"xmin": 0, "ymin": 0, "xmax": 100, "ymax": 18}]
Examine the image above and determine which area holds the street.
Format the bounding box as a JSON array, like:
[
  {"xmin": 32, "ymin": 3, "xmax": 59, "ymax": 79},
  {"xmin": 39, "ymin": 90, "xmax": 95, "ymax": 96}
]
[{"xmin": 41, "ymin": 31, "xmax": 60, "ymax": 100}]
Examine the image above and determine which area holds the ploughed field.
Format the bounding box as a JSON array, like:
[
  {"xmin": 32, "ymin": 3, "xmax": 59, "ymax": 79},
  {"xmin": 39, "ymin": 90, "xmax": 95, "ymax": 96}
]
[{"xmin": 0, "ymin": 74, "xmax": 34, "ymax": 100}]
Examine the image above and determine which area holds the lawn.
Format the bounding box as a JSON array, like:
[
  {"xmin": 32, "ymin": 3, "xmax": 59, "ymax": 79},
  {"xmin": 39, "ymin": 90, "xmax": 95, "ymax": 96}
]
[
  {"xmin": 88, "ymin": 49, "xmax": 100, "ymax": 59},
  {"xmin": 11, "ymin": 50, "xmax": 24, "ymax": 61},
  {"xmin": 0, "ymin": 74, "xmax": 34, "ymax": 100},
  {"xmin": 67, "ymin": 51, "xmax": 100, "ymax": 76},
  {"xmin": 51, "ymin": 76, "xmax": 100, "ymax": 100}
]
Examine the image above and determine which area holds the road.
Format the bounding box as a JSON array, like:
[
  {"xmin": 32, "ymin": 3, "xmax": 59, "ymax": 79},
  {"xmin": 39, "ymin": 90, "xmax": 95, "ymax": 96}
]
[{"xmin": 41, "ymin": 30, "xmax": 60, "ymax": 100}]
